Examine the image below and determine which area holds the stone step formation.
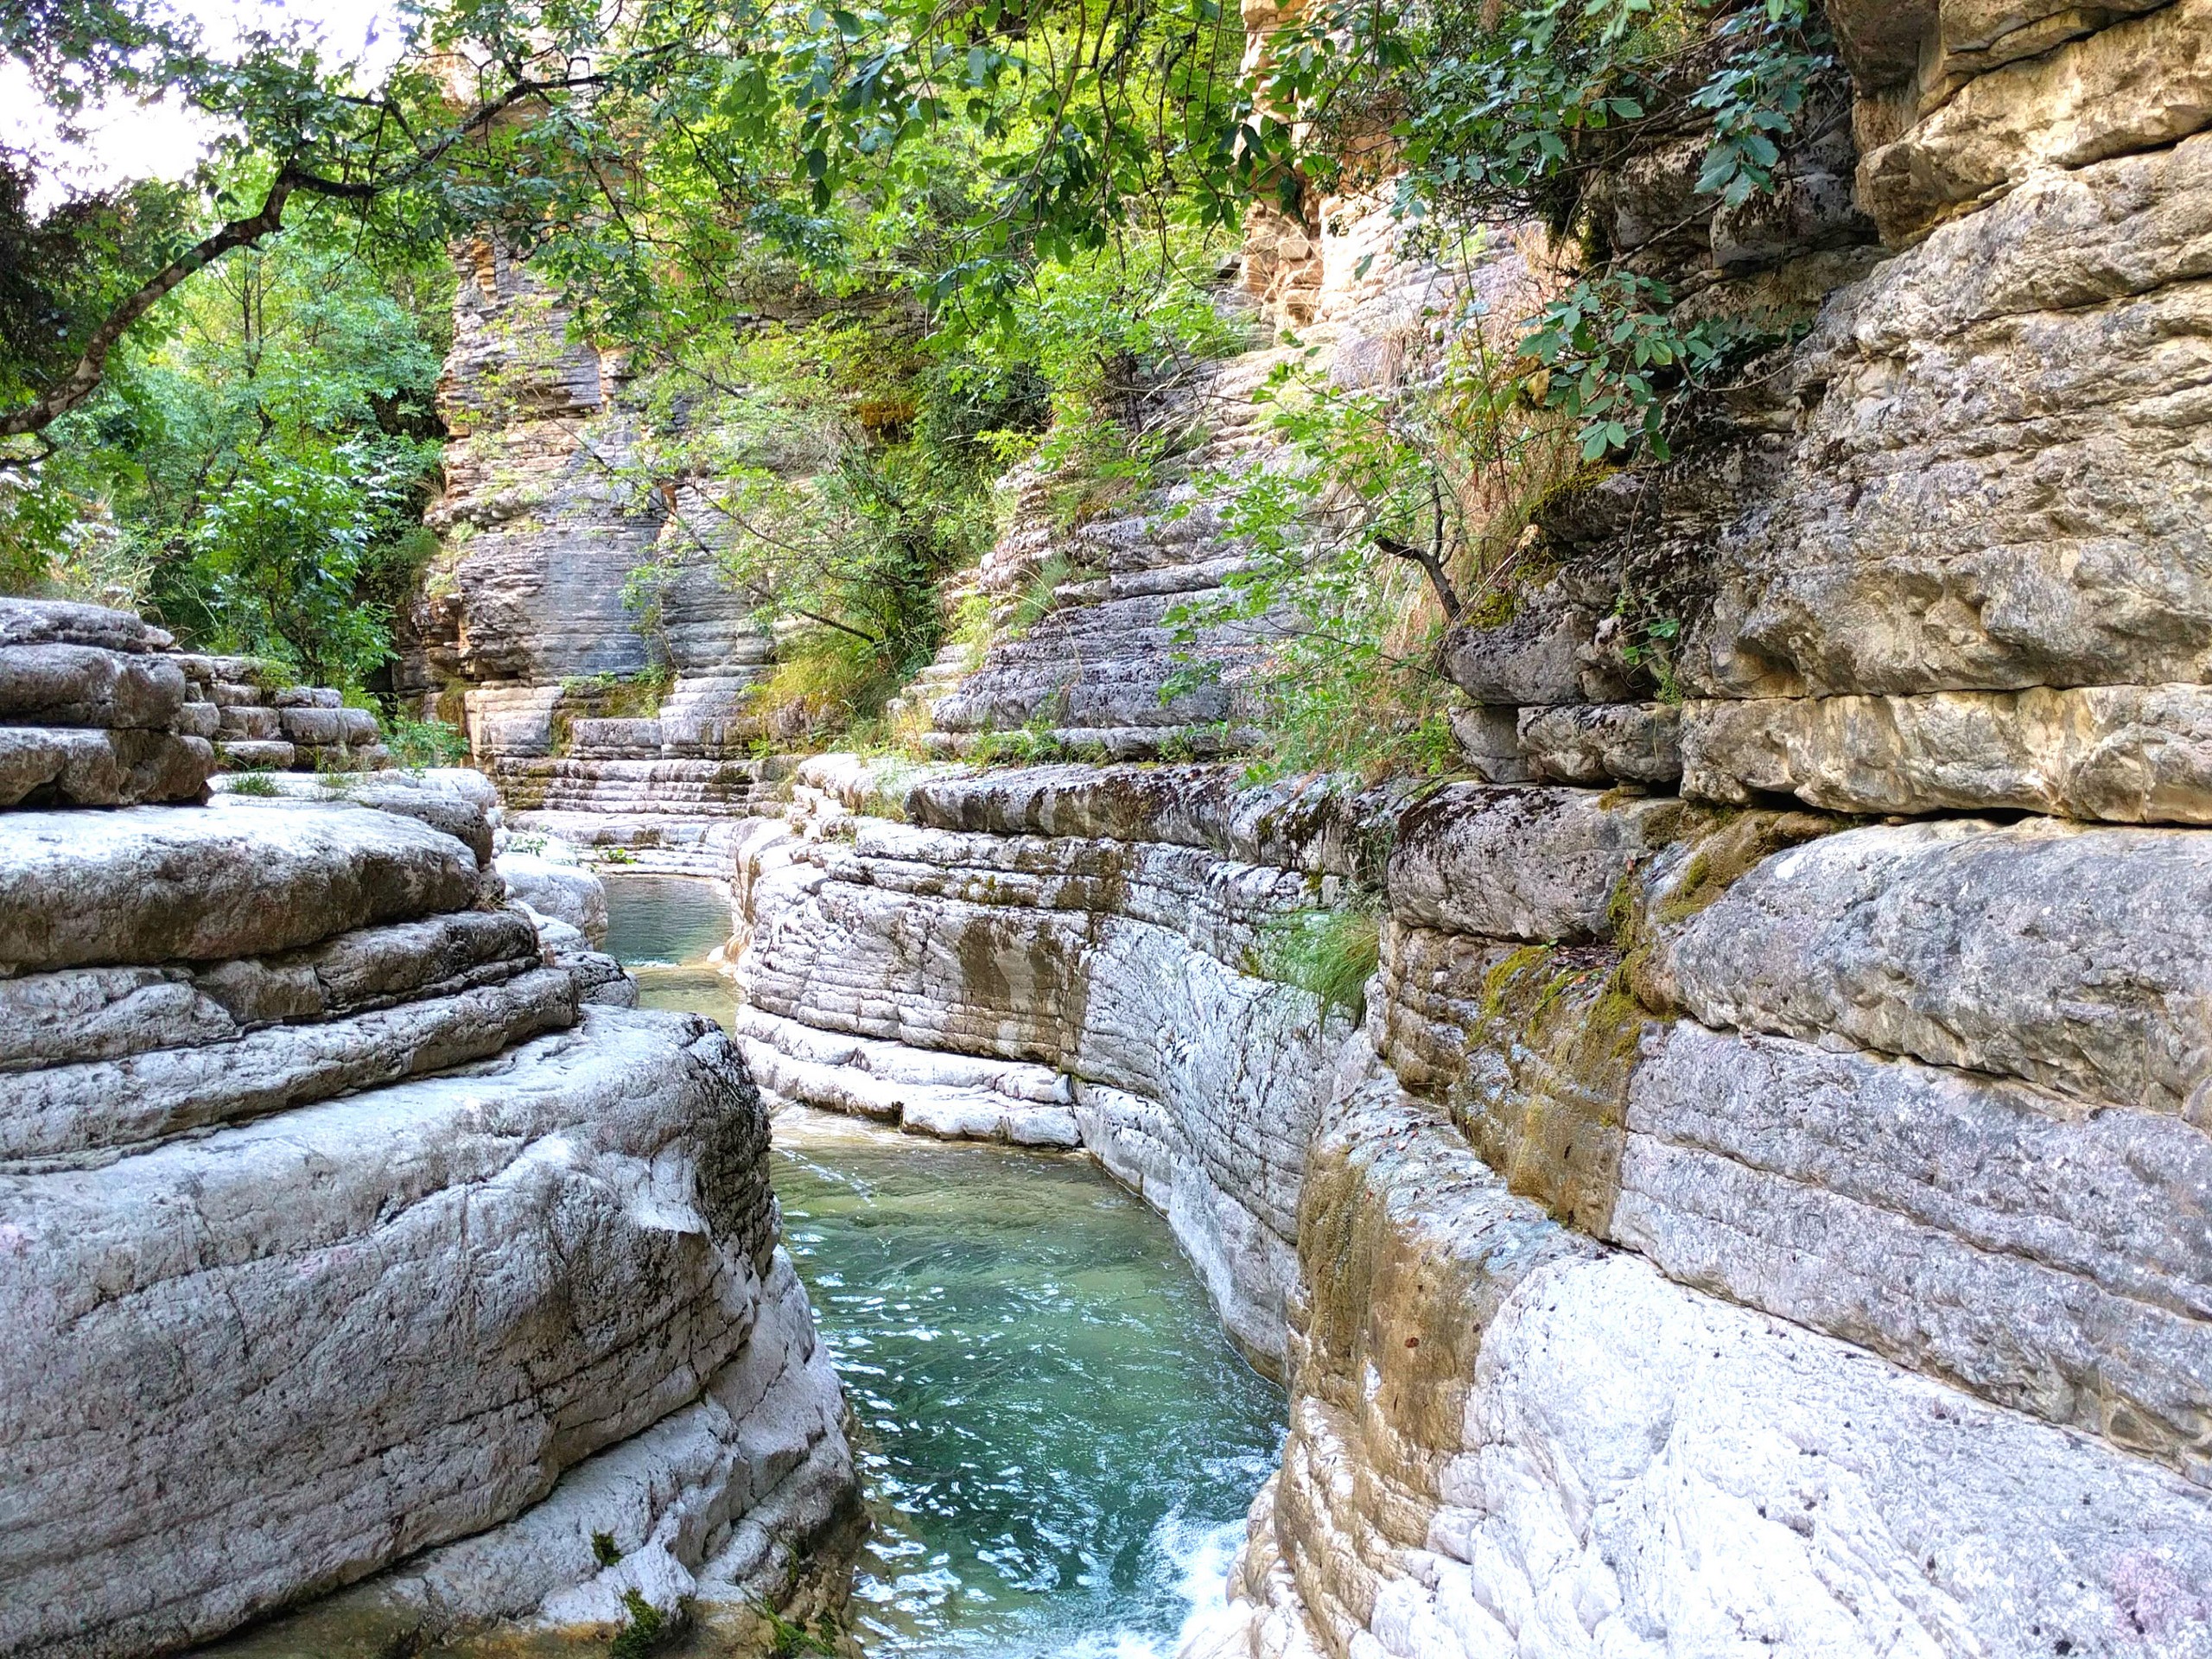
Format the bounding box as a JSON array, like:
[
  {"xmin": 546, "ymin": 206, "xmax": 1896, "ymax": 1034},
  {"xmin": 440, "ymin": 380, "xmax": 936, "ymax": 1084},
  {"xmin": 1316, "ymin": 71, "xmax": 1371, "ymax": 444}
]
[{"xmin": 0, "ymin": 600, "xmax": 855, "ymax": 1659}]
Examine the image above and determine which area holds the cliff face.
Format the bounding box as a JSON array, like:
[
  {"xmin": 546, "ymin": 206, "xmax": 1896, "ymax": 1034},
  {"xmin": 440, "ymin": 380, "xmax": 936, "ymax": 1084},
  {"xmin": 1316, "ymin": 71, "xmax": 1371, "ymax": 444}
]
[
  {"xmin": 703, "ymin": 0, "xmax": 2212, "ymax": 1650},
  {"xmin": 397, "ymin": 242, "xmax": 782, "ymax": 845},
  {"xmin": 0, "ymin": 599, "xmax": 855, "ymax": 1659}
]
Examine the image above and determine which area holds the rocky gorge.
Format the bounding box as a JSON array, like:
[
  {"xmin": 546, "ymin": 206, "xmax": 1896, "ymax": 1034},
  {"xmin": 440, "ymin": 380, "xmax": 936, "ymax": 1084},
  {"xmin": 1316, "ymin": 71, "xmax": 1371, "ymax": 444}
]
[
  {"xmin": 410, "ymin": 0, "xmax": 2212, "ymax": 1647},
  {"xmin": 10, "ymin": 0, "xmax": 2212, "ymax": 1651}
]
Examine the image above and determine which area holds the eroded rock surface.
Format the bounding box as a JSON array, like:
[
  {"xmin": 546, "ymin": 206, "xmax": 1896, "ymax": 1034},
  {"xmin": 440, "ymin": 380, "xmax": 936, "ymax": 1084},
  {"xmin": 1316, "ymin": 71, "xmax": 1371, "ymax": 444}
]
[{"xmin": 0, "ymin": 602, "xmax": 854, "ymax": 1659}]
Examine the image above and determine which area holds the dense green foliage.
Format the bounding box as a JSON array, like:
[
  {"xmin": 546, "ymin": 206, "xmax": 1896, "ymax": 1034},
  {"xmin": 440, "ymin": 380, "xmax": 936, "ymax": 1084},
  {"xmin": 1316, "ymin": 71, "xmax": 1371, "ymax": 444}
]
[
  {"xmin": 9, "ymin": 228, "xmax": 448, "ymax": 686},
  {"xmin": 7, "ymin": 0, "xmax": 1835, "ymax": 773}
]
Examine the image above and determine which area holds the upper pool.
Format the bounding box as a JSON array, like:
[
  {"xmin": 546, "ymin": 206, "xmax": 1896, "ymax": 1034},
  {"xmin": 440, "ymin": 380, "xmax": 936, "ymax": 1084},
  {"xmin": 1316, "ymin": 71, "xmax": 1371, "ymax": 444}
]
[{"xmin": 600, "ymin": 874, "xmax": 1287, "ymax": 1659}]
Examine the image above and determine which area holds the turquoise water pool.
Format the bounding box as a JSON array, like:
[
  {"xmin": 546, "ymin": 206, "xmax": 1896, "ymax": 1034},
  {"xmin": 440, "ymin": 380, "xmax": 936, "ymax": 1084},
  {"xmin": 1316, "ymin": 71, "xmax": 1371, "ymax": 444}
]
[{"xmin": 601, "ymin": 874, "xmax": 1286, "ymax": 1659}]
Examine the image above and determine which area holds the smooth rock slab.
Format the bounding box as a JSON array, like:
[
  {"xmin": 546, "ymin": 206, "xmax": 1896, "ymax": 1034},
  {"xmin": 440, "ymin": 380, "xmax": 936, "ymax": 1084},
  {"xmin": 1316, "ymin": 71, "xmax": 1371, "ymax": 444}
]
[
  {"xmin": 0, "ymin": 910, "xmax": 543, "ymax": 1072},
  {"xmin": 1619, "ymin": 1020, "xmax": 2212, "ymax": 1480},
  {"xmin": 0, "ymin": 798, "xmax": 481, "ymax": 971},
  {"xmin": 213, "ymin": 768, "xmax": 500, "ymax": 865},
  {"xmin": 1213, "ymin": 1072, "xmax": 2212, "ymax": 1659},
  {"xmin": 0, "ymin": 726, "xmax": 212, "ymax": 809},
  {"xmin": 734, "ymin": 1003, "xmax": 1080, "ymax": 1147},
  {"xmin": 0, "ymin": 966, "xmax": 578, "ymax": 1166},
  {"xmin": 0, "ymin": 598, "xmax": 172, "ymax": 653},
  {"xmin": 196, "ymin": 1254, "xmax": 855, "ymax": 1656},
  {"xmin": 1682, "ymin": 683, "xmax": 2212, "ymax": 822},
  {"xmin": 0, "ymin": 1007, "xmax": 776, "ymax": 1659},
  {"xmin": 1650, "ymin": 817, "xmax": 2212, "ymax": 1115},
  {"xmin": 0, "ymin": 644, "xmax": 186, "ymax": 728}
]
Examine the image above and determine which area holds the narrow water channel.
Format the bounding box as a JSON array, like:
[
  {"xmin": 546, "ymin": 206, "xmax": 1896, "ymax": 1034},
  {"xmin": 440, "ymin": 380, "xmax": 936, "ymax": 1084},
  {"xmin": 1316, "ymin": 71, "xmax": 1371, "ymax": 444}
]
[{"xmin": 601, "ymin": 874, "xmax": 1287, "ymax": 1659}]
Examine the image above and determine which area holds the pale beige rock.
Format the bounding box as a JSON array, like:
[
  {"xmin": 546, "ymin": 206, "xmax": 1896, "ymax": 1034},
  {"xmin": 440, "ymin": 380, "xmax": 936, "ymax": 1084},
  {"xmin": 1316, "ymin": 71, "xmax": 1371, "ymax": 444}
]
[
  {"xmin": 0, "ymin": 726, "xmax": 213, "ymax": 808},
  {"xmin": 0, "ymin": 798, "xmax": 481, "ymax": 971},
  {"xmin": 1647, "ymin": 817, "xmax": 2212, "ymax": 1116},
  {"xmin": 1861, "ymin": 0, "xmax": 2212, "ymax": 242},
  {"xmin": 1682, "ymin": 683, "xmax": 2212, "ymax": 820},
  {"xmin": 1693, "ymin": 137, "xmax": 2212, "ymax": 699}
]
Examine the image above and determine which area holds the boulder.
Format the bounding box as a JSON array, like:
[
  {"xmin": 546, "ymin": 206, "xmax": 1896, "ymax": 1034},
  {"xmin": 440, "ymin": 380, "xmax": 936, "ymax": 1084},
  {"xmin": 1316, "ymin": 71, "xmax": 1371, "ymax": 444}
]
[
  {"xmin": 498, "ymin": 849, "xmax": 609, "ymax": 945},
  {"xmin": 0, "ymin": 644, "xmax": 186, "ymax": 728},
  {"xmin": 0, "ymin": 727, "xmax": 213, "ymax": 809},
  {"xmin": 0, "ymin": 1008, "xmax": 779, "ymax": 1659},
  {"xmin": 0, "ymin": 798, "xmax": 481, "ymax": 972}
]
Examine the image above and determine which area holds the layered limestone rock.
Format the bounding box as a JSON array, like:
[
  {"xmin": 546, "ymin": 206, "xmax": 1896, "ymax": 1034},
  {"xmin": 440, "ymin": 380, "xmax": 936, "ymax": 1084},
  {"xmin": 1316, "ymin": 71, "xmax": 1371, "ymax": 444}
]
[
  {"xmin": 1173, "ymin": 11, "xmax": 2212, "ymax": 1625},
  {"xmin": 907, "ymin": 198, "xmax": 1481, "ymax": 762},
  {"xmin": 1, "ymin": 599, "xmax": 213, "ymax": 808},
  {"xmin": 0, "ymin": 605, "xmax": 853, "ymax": 1659},
  {"xmin": 726, "ymin": 756, "xmax": 1396, "ymax": 1367},
  {"xmin": 395, "ymin": 240, "xmax": 782, "ymax": 830},
  {"xmin": 1433, "ymin": 9, "xmax": 2212, "ymax": 824}
]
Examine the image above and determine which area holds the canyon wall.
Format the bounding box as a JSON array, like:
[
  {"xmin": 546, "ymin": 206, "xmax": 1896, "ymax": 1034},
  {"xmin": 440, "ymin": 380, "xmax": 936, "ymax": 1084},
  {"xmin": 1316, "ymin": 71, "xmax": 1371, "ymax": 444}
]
[
  {"xmin": 0, "ymin": 599, "xmax": 855, "ymax": 1659},
  {"xmin": 397, "ymin": 241, "xmax": 785, "ymax": 859},
  {"xmin": 702, "ymin": 0, "xmax": 2212, "ymax": 1649},
  {"xmin": 366, "ymin": 0, "xmax": 2212, "ymax": 1647}
]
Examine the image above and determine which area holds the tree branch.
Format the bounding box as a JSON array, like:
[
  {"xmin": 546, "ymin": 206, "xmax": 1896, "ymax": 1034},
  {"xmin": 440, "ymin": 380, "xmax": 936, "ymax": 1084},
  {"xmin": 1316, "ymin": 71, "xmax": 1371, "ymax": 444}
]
[
  {"xmin": 0, "ymin": 173, "xmax": 296, "ymax": 438},
  {"xmin": 1, "ymin": 65, "xmax": 623, "ymax": 441},
  {"xmin": 1376, "ymin": 532, "xmax": 1462, "ymax": 620}
]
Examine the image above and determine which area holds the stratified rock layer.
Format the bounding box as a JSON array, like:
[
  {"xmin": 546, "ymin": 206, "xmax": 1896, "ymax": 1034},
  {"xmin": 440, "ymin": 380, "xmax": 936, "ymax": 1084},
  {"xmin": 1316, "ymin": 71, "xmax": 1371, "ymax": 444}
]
[{"xmin": 0, "ymin": 604, "xmax": 853, "ymax": 1659}]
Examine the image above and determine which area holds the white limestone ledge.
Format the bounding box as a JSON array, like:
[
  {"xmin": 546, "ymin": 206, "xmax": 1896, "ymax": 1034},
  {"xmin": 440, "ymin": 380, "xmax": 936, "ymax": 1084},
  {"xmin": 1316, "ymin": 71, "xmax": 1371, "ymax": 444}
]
[{"xmin": 735, "ymin": 1001, "xmax": 1081, "ymax": 1148}]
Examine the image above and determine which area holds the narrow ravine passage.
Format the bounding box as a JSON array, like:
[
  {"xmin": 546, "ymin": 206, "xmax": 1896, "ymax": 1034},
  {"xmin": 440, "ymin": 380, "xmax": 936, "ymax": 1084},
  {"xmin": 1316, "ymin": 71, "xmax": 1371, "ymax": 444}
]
[{"xmin": 601, "ymin": 875, "xmax": 1287, "ymax": 1659}]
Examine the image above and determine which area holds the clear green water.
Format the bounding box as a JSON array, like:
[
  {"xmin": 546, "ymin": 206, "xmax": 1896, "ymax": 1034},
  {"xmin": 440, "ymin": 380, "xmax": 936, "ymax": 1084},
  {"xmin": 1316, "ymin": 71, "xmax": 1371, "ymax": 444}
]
[{"xmin": 600, "ymin": 874, "xmax": 1287, "ymax": 1659}]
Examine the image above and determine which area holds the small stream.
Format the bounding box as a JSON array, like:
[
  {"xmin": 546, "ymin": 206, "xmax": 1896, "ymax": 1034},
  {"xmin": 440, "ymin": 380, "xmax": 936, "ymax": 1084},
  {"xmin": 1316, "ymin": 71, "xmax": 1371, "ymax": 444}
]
[{"xmin": 603, "ymin": 875, "xmax": 1287, "ymax": 1659}]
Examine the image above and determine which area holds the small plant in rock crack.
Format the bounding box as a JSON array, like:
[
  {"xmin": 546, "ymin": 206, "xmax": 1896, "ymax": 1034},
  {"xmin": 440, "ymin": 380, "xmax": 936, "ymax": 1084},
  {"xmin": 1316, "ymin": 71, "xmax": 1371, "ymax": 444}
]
[
  {"xmin": 1254, "ymin": 906, "xmax": 1383, "ymax": 1019},
  {"xmin": 755, "ymin": 1602, "xmax": 842, "ymax": 1657},
  {"xmin": 591, "ymin": 1531, "xmax": 623, "ymax": 1568},
  {"xmin": 225, "ymin": 769, "xmax": 281, "ymax": 797},
  {"xmin": 607, "ymin": 1590, "xmax": 670, "ymax": 1659}
]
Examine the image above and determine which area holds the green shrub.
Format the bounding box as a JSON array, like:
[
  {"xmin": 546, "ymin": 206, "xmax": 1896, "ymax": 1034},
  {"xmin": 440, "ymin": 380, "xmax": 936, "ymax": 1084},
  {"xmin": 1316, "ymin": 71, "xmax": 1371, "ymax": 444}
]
[{"xmin": 383, "ymin": 713, "xmax": 469, "ymax": 769}]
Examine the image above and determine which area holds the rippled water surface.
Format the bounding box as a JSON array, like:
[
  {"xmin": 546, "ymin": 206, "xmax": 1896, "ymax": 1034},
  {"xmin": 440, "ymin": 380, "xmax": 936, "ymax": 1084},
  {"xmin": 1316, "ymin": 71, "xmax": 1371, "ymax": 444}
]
[{"xmin": 602, "ymin": 874, "xmax": 1287, "ymax": 1659}]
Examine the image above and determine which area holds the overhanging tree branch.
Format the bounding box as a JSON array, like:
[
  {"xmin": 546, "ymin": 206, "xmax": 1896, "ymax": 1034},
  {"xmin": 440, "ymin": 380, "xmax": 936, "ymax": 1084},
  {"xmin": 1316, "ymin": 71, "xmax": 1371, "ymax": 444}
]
[{"xmin": 1, "ymin": 65, "xmax": 621, "ymax": 440}]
